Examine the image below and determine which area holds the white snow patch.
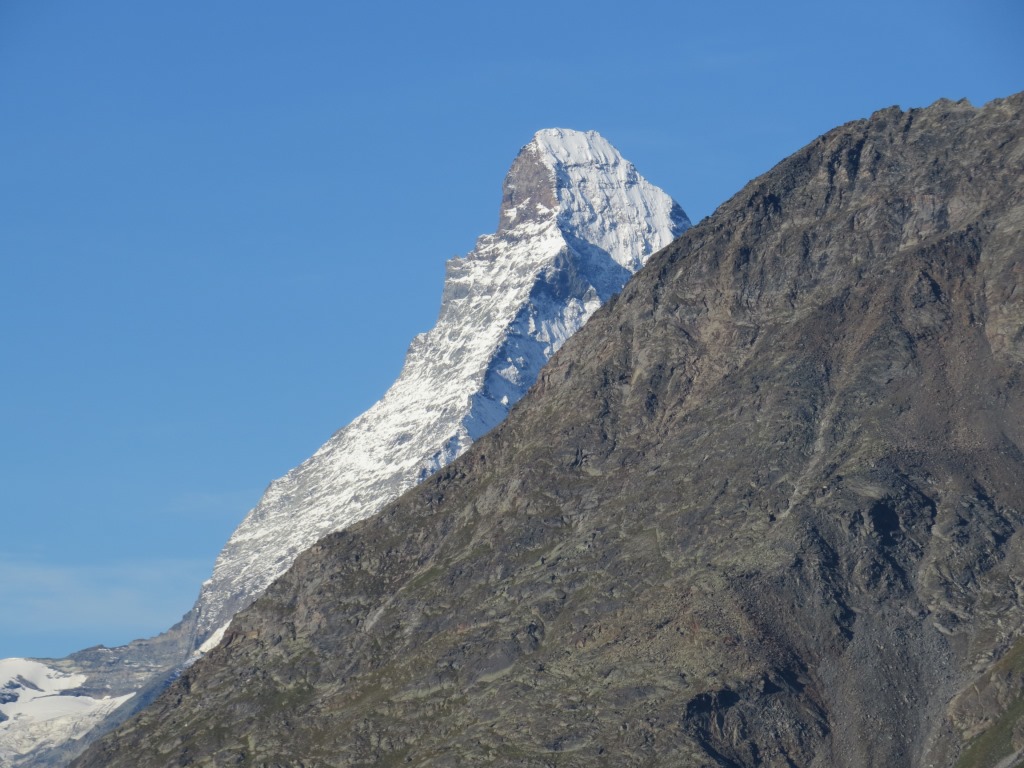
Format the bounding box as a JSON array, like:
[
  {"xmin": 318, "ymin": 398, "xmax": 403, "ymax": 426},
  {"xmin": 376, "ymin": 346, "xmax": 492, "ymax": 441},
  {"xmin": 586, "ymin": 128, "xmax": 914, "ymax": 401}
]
[
  {"xmin": 0, "ymin": 658, "xmax": 133, "ymax": 763},
  {"xmin": 194, "ymin": 623, "xmax": 230, "ymax": 658}
]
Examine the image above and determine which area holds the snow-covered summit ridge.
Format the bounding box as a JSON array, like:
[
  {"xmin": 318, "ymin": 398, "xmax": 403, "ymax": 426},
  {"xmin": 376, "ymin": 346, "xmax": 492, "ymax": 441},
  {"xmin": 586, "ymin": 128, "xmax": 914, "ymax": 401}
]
[
  {"xmin": 189, "ymin": 128, "xmax": 689, "ymax": 642},
  {"xmin": 502, "ymin": 128, "xmax": 689, "ymax": 272}
]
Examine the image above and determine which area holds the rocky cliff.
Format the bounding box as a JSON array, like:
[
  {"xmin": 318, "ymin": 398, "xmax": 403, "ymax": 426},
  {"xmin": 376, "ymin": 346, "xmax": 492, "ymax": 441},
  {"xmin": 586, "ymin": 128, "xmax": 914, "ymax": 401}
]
[{"xmin": 76, "ymin": 93, "xmax": 1024, "ymax": 767}]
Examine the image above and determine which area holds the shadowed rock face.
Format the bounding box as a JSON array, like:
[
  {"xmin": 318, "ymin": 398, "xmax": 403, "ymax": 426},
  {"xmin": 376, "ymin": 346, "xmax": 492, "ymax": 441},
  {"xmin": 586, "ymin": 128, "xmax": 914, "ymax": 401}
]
[{"xmin": 77, "ymin": 93, "xmax": 1024, "ymax": 768}]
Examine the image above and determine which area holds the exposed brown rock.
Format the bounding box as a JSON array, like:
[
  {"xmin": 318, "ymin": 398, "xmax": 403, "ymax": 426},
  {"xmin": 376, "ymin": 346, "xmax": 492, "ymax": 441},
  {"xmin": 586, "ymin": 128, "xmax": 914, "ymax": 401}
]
[{"xmin": 76, "ymin": 93, "xmax": 1024, "ymax": 767}]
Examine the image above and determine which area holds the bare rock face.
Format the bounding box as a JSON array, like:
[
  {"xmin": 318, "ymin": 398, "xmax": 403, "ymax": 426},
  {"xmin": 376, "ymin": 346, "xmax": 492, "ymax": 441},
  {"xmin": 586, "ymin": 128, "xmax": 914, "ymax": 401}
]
[{"xmin": 76, "ymin": 93, "xmax": 1024, "ymax": 768}]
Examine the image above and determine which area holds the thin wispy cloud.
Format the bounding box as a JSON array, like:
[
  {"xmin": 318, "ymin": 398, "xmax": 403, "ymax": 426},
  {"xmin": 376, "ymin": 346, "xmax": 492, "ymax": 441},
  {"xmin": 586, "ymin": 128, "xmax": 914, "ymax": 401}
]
[
  {"xmin": 0, "ymin": 556, "xmax": 211, "ymax": 658},
  {"xmin": 154, "ymin": 488, "xmax": 261, "ymax": 522}
]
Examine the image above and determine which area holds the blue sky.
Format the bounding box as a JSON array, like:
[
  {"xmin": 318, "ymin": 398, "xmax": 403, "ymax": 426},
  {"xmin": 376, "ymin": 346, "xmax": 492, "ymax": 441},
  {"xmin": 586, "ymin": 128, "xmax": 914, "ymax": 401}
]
[{"xmin": 1, "ymin": 0, "xmax": 1021, "ymax": 659}]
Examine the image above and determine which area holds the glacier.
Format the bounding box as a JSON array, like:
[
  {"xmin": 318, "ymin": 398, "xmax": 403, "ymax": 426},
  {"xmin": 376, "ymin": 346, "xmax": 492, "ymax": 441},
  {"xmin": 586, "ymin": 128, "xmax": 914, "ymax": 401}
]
[{"xmin": 0, "ymin": 660, "xmax": 132, "ymax": 767}]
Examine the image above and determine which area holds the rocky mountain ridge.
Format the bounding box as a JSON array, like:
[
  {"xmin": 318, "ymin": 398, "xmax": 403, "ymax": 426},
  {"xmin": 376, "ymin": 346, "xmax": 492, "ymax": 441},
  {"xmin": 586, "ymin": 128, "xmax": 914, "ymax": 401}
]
[
  {"xmin": 76, "ymin": 93, "xmax": 1024, "ymax": 767},
  {"xmin": 0, "ymin": 129, "xmax": 687, "ymax": 767}
]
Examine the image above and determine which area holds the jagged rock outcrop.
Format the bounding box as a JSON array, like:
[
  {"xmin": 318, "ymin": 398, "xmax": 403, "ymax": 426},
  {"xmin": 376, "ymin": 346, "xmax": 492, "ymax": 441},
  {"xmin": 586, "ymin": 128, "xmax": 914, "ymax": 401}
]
[
  {"xmin": 77, "ymin": 93, "xmax": 1024, "ymax": 767},
  {"xmin": 0, "ymin": 129, "xmax": 687, "ymax": 767}
]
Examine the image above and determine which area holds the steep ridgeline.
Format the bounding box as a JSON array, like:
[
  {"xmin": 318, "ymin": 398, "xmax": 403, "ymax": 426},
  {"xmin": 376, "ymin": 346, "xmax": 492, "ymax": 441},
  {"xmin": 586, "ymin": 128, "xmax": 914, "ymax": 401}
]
[
  {"xmin": 0, "ymin": 129, "xmax": 688, "ymax": 768},
  {"xmin": 77, "ymin": 94, "xmax": 1024, "ymax": 768}
]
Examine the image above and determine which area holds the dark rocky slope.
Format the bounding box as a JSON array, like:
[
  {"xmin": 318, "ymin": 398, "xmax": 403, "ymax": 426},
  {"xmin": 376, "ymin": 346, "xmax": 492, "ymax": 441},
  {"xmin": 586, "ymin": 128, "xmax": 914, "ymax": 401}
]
[{"xmin": 77, "ymin": 93, "xmax": 1024, "ymax": 767}]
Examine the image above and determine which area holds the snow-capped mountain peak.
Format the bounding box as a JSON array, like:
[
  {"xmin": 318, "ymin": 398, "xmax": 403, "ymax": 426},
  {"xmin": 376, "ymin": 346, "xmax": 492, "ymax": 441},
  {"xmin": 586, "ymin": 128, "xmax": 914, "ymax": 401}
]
[
  {"xmin": 189, "ymin": 130, "xmax": 688, "ymax": 642},
  {"xmin": 0, "ymin": 129, "xmax": 689, "ymax": 767},
  {"xmin": 502, "ymin": 129, "xmax": 688, "ymax": 270}
]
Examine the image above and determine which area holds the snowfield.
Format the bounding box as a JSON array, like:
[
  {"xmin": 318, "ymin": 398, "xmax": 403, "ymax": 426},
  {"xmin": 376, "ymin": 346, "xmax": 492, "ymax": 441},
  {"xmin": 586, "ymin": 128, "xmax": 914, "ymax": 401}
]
[{"xmin": 0, "ymin": 659, "xmax": 133, "ymax": 764}]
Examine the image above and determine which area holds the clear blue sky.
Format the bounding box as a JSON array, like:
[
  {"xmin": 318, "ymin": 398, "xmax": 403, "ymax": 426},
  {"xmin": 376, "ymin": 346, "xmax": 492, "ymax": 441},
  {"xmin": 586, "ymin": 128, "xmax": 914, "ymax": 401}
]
[{"xmin": 1, "ymin": 0, "xmax": 1021, "ymax": 660}]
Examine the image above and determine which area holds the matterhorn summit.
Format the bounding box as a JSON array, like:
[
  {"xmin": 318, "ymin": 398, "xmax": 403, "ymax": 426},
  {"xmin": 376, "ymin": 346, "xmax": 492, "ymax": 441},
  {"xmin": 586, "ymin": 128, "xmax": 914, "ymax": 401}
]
[
  {"xmin": 191, "ymin": 128, "xmax": 689, "ymax": 641},
  {"xmin": 0, "ymin": 128, "xmax": 688, "ymax": 767}
]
